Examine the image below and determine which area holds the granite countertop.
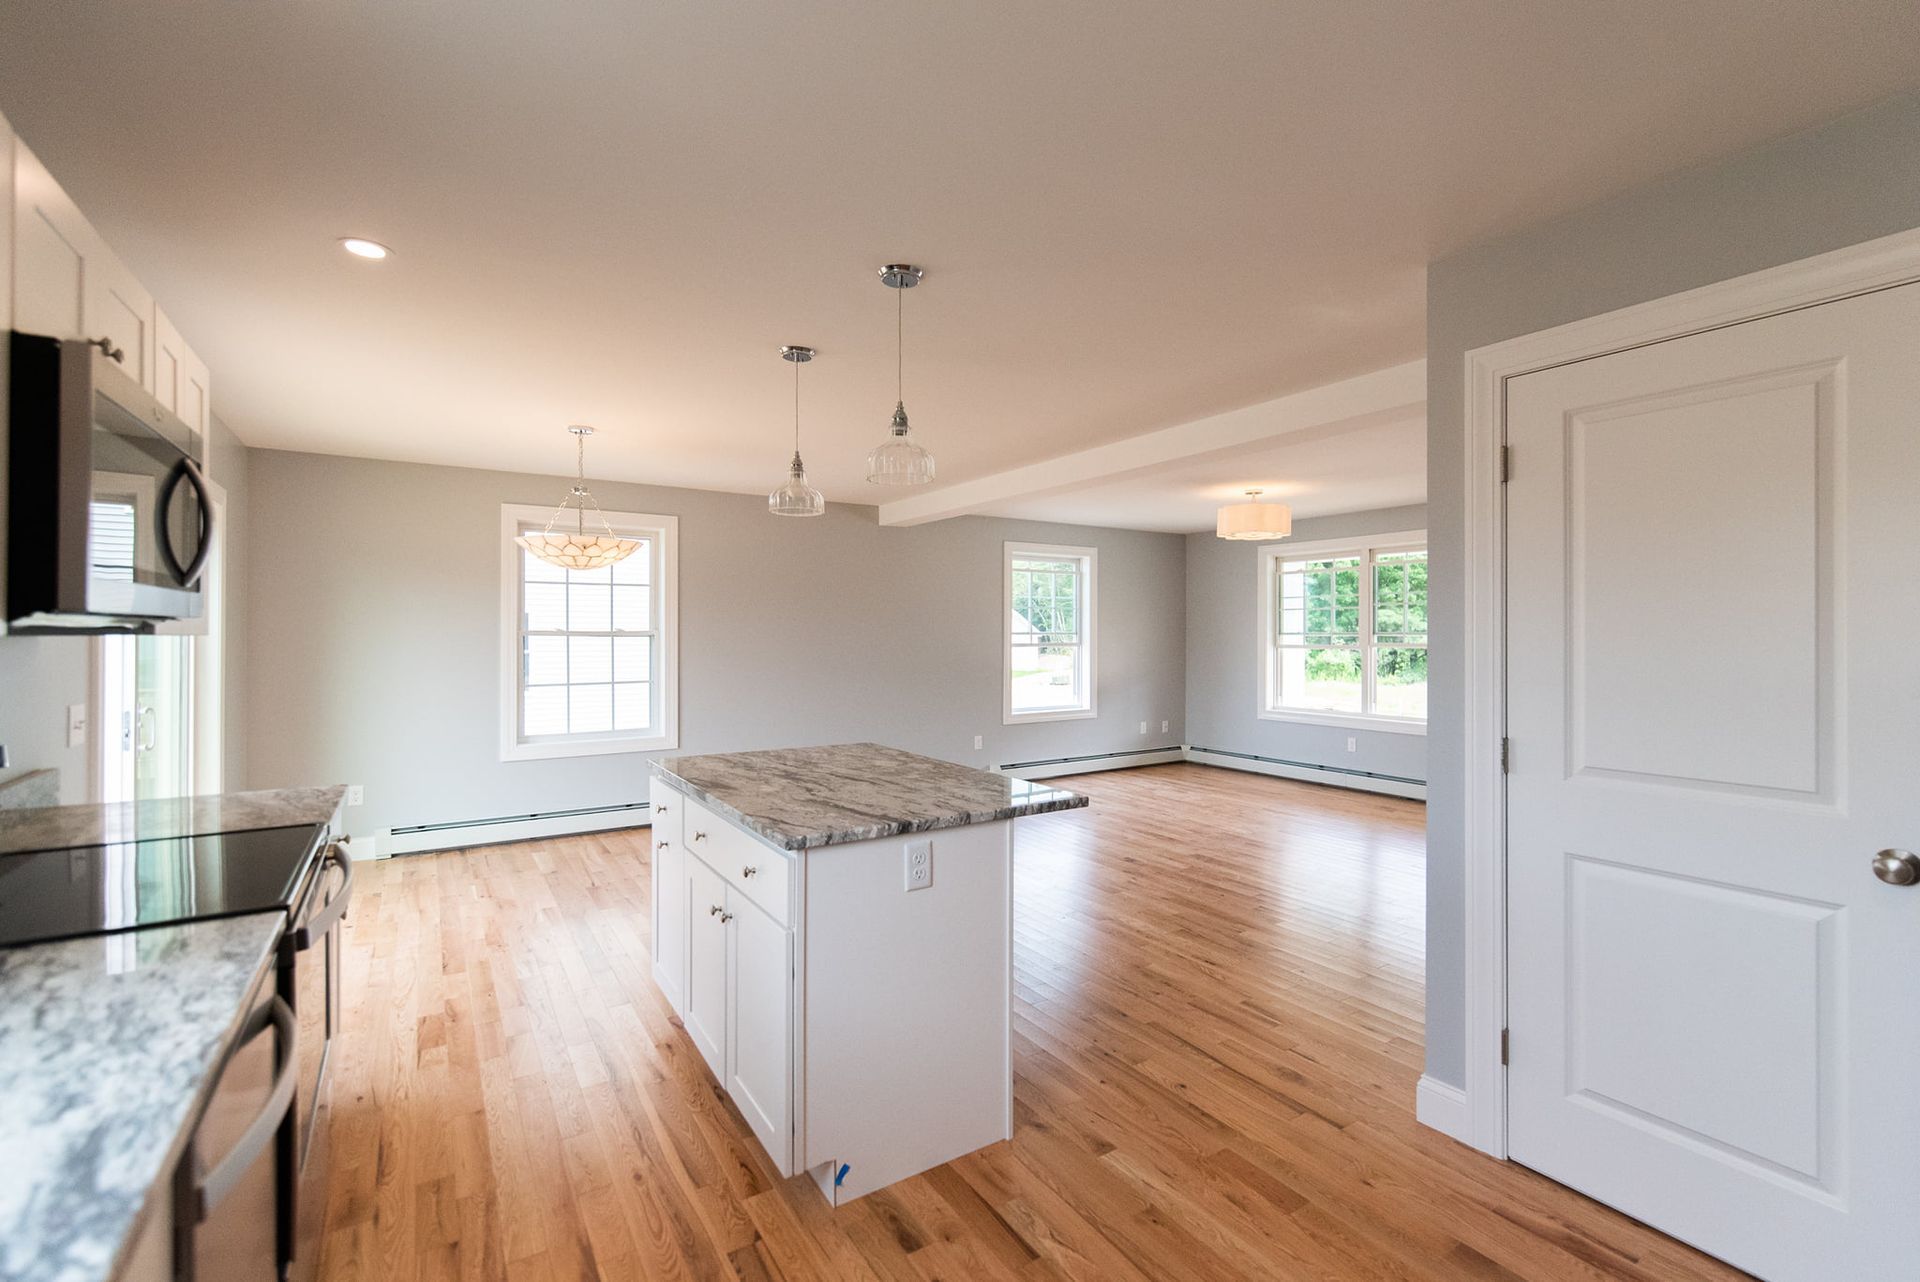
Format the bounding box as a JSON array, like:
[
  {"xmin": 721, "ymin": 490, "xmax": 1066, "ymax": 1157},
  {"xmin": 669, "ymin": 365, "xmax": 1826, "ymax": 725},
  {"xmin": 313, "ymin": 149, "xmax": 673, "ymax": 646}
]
[
  {"xmin": 0, "ymin": 785, "xmax": 346, "ymax": 856},
  {"xmin": 651, "ymin": 743, "xmax": 1088, "ymax": 850},
  {"xmin": 0, "ymin": 914, "xmax": 286, "ymax": 1282}
]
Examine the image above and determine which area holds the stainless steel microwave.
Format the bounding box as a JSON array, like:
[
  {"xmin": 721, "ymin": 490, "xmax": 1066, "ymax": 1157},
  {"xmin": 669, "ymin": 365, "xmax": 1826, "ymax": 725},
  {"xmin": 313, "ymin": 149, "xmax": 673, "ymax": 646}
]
[{"xmin": 7, "ymin": 330, "xmax": 213, "ymax": 632}]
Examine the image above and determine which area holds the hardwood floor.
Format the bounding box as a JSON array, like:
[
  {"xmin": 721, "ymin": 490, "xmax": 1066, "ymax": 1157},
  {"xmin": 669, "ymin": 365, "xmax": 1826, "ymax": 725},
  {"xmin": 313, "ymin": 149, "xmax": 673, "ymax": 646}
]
[{"xmin": 318, "ymin": 763, "xmax": 1749, "ymax": 1281}]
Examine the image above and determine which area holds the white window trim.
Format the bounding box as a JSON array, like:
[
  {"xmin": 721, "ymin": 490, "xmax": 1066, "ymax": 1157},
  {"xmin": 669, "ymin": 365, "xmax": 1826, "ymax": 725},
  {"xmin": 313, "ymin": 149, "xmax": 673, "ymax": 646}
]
[
  {"xmin": 498, "ymin": 503, "xmax": 679, "ymax": 761},
  {"xmin": 1003, "ymin": 541, "xmax": 1098, "ymax": 725},
  {"xmin": 1257, "ymin": 529, "xmax": 1427, "ymax": 736}
]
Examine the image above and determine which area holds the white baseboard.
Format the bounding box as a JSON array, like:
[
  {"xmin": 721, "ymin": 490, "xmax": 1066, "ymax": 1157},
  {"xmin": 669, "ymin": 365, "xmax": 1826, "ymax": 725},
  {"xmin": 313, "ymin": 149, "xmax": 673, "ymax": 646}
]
[
  {"xmin": 1001, "ymin": 748, "xmax": 1185, "ymax": 780},
  {"xmin": 384, "ymin": 805, "xmax": 649, "ymax": 856},
  {"xmin": 1416, "ymin": 1074, "xmax": 1471, "ymax": 1144},
  {"xmin": 1183, "ymin": 747, "xmax": 1426, "ymax": 800}
]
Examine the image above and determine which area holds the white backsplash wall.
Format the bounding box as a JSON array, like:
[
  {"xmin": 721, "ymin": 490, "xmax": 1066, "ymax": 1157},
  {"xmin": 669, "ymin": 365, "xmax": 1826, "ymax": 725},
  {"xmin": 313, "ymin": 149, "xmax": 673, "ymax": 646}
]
[{"xmin": 240, "ymin": 449, "xmax": 1188, "ymax": 843}]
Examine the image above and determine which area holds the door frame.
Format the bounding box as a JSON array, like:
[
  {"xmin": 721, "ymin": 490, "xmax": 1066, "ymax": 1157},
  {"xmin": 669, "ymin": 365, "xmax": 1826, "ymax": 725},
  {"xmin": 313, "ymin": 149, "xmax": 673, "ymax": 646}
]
[{"xmin": 1445, "ymin": 225, "xmax": 1920, "ymax": 1160}]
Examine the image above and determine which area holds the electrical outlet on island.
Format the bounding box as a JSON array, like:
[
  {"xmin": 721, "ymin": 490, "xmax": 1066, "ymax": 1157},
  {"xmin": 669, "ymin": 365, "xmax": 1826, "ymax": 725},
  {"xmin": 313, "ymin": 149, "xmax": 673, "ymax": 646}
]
[{"xmin": 904, "ymin": 839, "xmax": 933, "ymax": 892}]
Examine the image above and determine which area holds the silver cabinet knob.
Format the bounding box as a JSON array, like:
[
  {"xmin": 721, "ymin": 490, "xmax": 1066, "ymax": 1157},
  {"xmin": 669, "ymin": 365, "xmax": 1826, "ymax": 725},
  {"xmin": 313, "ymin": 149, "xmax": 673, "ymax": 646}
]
[
  {"xmin": 742, "ymin": 866, "xmax": 758, "ymax": 878},
  {"xmin": 693, "ymin": 831, "xmax": 707, "ymax": 841},
  {"xmin": 655, "ymin": 840, "xmax": 670, "ymax": 850},
  {"xmin": 656, "ymin": 804, "xmax": 669, "ymax": 814},
  {"xmin": 721, "ymin": 911, "xmax": 734, "ymax": 923},
  {"xmin": 1872, "ymin": 849, "xmax": 1919, "ymax": 886},
  {"xmin": 710, "ymin": 904, "xmax": 725, "ymax": 916}
]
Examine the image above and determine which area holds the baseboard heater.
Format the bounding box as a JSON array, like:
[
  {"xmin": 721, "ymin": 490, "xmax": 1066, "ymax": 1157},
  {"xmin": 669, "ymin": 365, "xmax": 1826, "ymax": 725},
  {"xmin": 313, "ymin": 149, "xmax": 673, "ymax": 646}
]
[
  {"xmin": 1187, "ymin": 745, "xmax": 1423, "ymax": 787},
  {"xmin": 999, "ymin": 746, "xmax": 1185, "ymax": 779},
  {"xmin": 385, "ymin": 801, "xmax": 651, "ymax": 855}
]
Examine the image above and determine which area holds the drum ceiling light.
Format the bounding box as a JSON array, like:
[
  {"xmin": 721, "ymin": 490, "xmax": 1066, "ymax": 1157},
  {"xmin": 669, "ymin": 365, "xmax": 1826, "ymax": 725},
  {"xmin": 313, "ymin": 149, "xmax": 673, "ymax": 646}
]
[{"xmin": 1215, "ymin": 489, "xmax": 1293, "ymax": 540}]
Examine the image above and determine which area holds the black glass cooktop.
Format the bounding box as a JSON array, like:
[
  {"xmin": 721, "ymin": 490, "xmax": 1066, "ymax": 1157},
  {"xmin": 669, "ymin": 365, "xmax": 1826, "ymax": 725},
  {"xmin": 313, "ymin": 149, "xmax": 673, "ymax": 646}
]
[{"xmin": 0, "ymin": 824, "xmax": 325, "ymax": 947}]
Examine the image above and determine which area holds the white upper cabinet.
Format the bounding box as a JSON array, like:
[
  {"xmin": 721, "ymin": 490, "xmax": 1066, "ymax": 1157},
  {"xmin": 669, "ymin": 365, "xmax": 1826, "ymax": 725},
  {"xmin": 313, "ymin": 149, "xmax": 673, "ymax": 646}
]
[{"xmin": 11, "ymin": 136, "xmax": 211, "ymax": 452}]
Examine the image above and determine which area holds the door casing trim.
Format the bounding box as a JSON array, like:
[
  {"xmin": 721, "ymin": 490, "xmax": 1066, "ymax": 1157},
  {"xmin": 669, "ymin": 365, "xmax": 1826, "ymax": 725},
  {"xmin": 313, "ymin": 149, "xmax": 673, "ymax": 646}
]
[{"xmin": 1450, "ymin": 224, "xmax": 1920, "ymax": 1159}]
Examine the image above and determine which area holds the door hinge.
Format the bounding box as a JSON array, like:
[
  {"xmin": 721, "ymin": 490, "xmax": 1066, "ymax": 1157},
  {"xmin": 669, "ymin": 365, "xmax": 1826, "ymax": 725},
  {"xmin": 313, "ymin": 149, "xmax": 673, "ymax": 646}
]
[
  {"xmin": 1500, "ymin": 737, "xmax": 1511, "ymax": 773},
  {"xmin": 1500, "ymin": 444, "xmax": 1512, "ymax": 483},
  {"xmin": 1501, "ymin": 1027, "xmax": 1510, "ymax": 1066}
]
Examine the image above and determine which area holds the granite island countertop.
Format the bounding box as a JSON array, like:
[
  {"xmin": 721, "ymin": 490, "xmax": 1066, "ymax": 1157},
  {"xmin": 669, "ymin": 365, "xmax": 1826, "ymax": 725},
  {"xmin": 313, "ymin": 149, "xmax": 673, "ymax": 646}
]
[
  {"xmin": 650, "ymin": 743, "xmax": 1088, "ymax": 850},
  {"xmin": 0, "ymin": 785, "xmax": 346, "ymax": 856},
  {"xmin": 0, "ymin": 914, "xmax": 286, "ymax": 1282}
]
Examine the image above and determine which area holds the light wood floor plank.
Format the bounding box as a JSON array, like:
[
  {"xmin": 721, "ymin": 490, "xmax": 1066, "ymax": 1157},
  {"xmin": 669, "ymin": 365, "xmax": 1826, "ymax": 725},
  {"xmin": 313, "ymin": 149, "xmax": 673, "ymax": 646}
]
[{"xmin": 320, "ymin": 763, "xmax": 1751, "ymax": 1281}]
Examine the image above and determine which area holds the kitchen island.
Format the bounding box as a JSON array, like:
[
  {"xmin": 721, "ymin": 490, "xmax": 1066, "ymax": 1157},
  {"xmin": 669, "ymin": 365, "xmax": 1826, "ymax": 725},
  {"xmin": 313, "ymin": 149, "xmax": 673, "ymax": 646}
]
[{"xmin": 648, "ymin": 743, "xmax": 1086, "ymax": 1203}]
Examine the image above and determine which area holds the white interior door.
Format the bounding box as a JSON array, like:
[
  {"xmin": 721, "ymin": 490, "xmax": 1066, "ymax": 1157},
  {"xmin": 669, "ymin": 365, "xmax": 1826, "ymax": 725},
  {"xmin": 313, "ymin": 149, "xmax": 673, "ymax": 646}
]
[{"xmin": 1505, "ymin": 282, "xmax": 1920, "ymax": 1281}]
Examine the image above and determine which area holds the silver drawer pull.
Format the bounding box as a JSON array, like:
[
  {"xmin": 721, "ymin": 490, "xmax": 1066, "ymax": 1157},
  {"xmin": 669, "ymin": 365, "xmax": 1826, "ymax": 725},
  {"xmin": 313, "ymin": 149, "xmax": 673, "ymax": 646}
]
[
  {"xmin": 194, "ymin": 995, "xmax": 297, "ymax": 1220},
  {"xmin": 742, "ymin": 866, "xmax": 758, "ymax": 878},
  {"xmin": 656, "ymin": 840, "xmax": 670, "ymax": 851},
  {"xmin": 719, "ymin": 911, "xmax": 734, "ymax": 923},
  {"xmin": 656, "ymin": 804, "xmax": 669, "ymax": 814},
  {"xmin": 693, "ymin": 830, "xmax": 707, "ymax": 841},
  {"xmin": 293, "ymin": 844, "xmax": 354, "ymax": 950},
  {"xmin": 710, "ymin": 904, "xmax": 725, "ymax": 916}
]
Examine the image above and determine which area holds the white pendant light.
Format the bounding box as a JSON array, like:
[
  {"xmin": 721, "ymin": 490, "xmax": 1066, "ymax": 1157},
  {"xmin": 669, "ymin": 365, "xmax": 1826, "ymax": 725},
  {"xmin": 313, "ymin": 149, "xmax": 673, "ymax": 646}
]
[
  {"xmin": 867, "ymin": 263, "xmax": 936, "ymax": 486},
  {"xmin": 1216, "ymin": 488, "xmax": 1293, "ymax": 540},
  {"xmin": 769, "ymin": 345, "xmax": 826, "ymax": 517},
  {"xmin": 515, "ymin": 426, "xmax": 644, "ymax": 569}
]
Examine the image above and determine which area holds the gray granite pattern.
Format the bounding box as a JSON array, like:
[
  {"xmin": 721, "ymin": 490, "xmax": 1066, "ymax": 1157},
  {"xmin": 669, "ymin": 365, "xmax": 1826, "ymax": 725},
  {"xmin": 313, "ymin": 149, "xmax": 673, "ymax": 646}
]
[
  {"xmin": 0, "ymin": 785, "xmax": 345, "ymax": 856},
  {"xmin": 0, "ymin": 770, "xmax": 60, "ymax": 811},
  {"xmin": 0, "ymin": 914, "xmax": 284, "ymax": 1282},
  {"xmin": 651, "ymin": 743, "xmax": 1088, "ymax": 850}
]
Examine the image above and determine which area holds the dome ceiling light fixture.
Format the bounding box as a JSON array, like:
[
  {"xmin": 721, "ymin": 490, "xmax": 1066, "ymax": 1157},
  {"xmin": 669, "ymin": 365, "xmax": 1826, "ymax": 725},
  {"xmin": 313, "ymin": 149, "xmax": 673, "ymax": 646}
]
[
  {"xmin": 769, "ymin": 345, "xmax": 826, "ymax": 518},
  {"xmin": 515, "ymin": 425, "xmax": 644, "ymax": 569},
  {"xmin": 1216, "ymin": 488, "xmax": 1293, "ymax": 541},
  {"xmin": 866, "ymin": 263, "xmax": 936, "ymax": 486},
  {"xmin": 338, "ymin": 236, "xmax": 392, "ymax": 260}
]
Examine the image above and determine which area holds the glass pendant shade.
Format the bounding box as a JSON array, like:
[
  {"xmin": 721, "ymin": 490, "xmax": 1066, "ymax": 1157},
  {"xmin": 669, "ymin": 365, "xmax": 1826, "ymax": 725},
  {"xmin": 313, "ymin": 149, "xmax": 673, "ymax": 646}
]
[
  {"xmin": 1215, "ymin": 489, "xmax": 1292, "ymax": 540},
  {"xmin": 868, "ymin": 264, "xmax": 935, "ymax": 486},
  {"xmin": 769, "ymin": 345, "xmax": 826, "ymax": 517},
  {"xmin": 866, "ymin": 402, "xmax": 936, "ymax": 485},
  {"xmin": 519, "ymin": 427, "xmax": 643, "ymax": 568},
  {"xmin": 769, "ymin": 451, "xmax": 826, "ymax": 517}
]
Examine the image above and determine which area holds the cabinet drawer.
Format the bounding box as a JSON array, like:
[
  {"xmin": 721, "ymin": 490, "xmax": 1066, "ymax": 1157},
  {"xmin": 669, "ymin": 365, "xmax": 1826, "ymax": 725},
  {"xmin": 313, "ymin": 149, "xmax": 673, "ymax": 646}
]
[{"xmin": 685, "ymin": 802, "xmax": 792, "ymax": 926}]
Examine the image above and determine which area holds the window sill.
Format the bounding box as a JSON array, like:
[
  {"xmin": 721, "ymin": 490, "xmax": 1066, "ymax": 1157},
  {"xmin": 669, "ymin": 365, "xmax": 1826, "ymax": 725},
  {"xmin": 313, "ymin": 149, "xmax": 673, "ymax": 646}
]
[
  {"xmin": 501, "ymin": 732, "xmax": 678, "ymax": 762},
  {"xmin": 1256, "ymin": 708, "xmax": 1427, "ymax": 736},
  {"xmin": 1004, "ymin": 707, "xmax": 1098, "ymax": 726}
]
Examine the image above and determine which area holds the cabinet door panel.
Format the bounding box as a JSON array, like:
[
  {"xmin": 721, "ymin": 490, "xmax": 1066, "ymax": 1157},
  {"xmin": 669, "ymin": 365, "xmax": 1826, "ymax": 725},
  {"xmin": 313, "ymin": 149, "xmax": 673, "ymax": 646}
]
[
  {"xmin": 728, "ymin": 891, "xmax": 792, "ymax": 1175},
  {"xmin": 683, "ymin": 857, "xmax": 728, "ymax": 1081},
  {"xmin": 649, "ymin": 783, "xmax": 687, "ymax": 1008}
]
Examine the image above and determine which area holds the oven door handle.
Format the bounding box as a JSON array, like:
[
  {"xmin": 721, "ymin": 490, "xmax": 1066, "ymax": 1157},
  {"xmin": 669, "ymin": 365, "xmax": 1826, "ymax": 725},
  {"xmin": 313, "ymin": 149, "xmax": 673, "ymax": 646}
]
[
  {"xmin": 293, "ymin": 844, "xmax": 354, "ymax": 951},
  {"xmin": 194, "ymin": 995, "xmax": 297, "ymax": 1220}
]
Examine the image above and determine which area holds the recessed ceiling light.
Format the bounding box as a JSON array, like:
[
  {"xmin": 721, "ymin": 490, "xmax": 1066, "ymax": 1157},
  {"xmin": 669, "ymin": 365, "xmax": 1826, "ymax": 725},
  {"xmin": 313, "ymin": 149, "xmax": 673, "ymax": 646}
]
[{"xmin": 339, "ymin": 237, "xmax": 391, "ymax": 260}]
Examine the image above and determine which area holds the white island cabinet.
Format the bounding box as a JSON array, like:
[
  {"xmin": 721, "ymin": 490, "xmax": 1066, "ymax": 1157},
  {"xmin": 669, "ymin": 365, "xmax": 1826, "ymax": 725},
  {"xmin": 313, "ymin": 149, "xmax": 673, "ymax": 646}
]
[{"xmin": 645, "ymin": 743, "xmax": 1086, "ymax": 1204}]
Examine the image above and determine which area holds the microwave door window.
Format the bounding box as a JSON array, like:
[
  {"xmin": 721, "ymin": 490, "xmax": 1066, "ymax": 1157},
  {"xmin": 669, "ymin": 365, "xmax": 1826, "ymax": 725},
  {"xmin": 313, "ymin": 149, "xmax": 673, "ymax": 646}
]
[{"xmin": 91, "ymin": 472, "xmax": 160, "ymax": 582}]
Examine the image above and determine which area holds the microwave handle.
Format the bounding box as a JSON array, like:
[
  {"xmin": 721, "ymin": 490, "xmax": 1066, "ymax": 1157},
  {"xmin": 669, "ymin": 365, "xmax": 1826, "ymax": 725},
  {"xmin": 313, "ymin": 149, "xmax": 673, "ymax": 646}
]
[
  {"xmin": 193, "ymin": 995, "xmax": 297, "ymax": 1219},
  {"xmin": 158, "ymin": 457, "xmax": 215, "ymax": 587}
]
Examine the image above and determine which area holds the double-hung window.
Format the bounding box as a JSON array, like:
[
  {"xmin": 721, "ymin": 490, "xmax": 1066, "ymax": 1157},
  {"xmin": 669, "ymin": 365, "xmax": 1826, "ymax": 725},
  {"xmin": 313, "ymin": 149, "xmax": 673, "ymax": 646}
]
[
  {"xmin": 1005, "ymin": 542, "xmax": 1097, "ymax": 722},
  {"xmin": 1260, "ymin": 531, "xmax": 1426, "ymax": 732},
  {"xmin": 499, "ymin": 505, "xmax": 678, "ymax": 759}
]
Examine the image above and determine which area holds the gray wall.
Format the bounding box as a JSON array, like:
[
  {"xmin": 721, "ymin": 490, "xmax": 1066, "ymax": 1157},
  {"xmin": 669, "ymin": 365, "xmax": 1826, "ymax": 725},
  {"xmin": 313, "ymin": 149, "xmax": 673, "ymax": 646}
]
[
  {"xmin": 1424, "ymin": 91, "xmax": 1920, "ymax": 1090},
  {"xmin": 242, "ymin": 449, "xmax": 1188, "ymax": 842},
  {"xmin": 1184, "ymin": 505, "xmax": 1428, "ymax": 783},
  {"xmin": 211, "ymin": 416, "xmax": 251, "ymax": 791}
]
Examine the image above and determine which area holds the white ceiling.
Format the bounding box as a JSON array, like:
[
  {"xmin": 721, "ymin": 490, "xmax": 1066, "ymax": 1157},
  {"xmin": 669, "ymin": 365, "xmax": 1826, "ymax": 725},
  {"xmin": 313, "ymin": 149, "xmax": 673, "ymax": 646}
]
[{"xmin": 2, "ymin": 3, "xmax": 1916, "ymax": 523}]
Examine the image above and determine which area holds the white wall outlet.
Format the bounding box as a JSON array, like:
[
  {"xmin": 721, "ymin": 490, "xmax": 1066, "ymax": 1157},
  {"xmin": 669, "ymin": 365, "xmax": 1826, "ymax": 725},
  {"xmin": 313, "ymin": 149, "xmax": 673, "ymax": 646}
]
[
  {"xmin": 1139, "ymin": 720, "xmax": 1149, "ymax": 734},
  {"xmin": 1346, "ymin": 737, "xmax": 1358, "ymax": 753},
  {"xmin": 904, "ymin": 839, "xmax": 933, "ymax": 892},
  {"xmin": 345, "ymin": 784, "xmax": 366, "ymax": 806},
  {"xmin": 65, "ymin": 705, "xmax": 87, "ymax": 749},
  {"xmin": 1161, "ymin": 720, "xmax": 1169, "ymax": 734},
  {"xmin": 973, "ymin": 735, "xmax": 983, "ymax": 751}
]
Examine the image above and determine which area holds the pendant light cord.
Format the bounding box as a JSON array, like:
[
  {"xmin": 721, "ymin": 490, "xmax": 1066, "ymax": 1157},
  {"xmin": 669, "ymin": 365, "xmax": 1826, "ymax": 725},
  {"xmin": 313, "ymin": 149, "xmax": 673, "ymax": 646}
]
[
  {"xmin": 897, "ymin": 282, "xmax": 905, "ymax": 402},
  {"xmin": 794, "ymin": 356, "xmax": 802, "ymax": 453},
  {"xmin": 575, "ymin": 429, "xmax": 586, "ymax": 535}
]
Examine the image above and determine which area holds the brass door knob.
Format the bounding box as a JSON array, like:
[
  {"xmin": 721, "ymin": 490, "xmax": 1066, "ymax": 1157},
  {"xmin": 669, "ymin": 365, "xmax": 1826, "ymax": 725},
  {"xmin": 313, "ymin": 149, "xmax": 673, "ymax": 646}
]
[{"xmin": 1872, "ymin": 849, "xmax": 1919, "ymax": 886}]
